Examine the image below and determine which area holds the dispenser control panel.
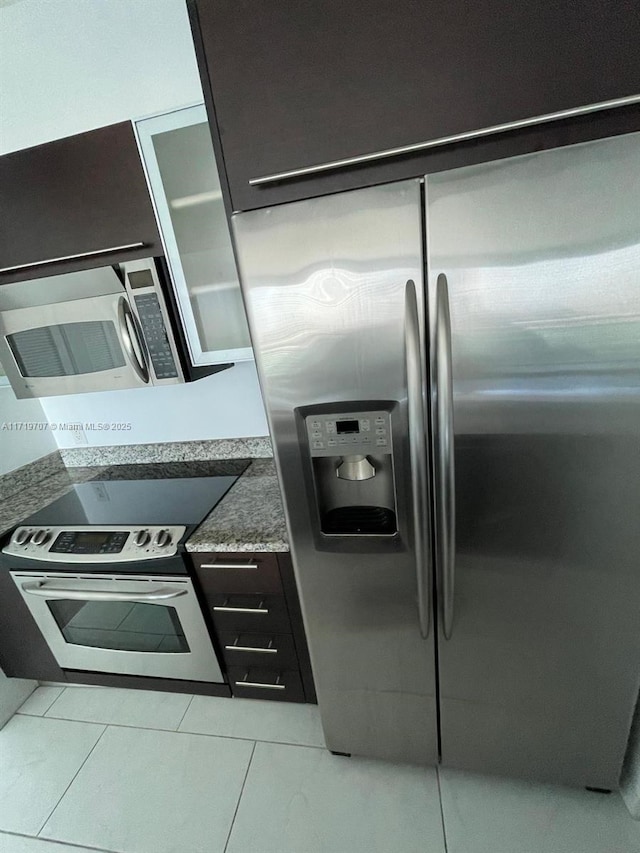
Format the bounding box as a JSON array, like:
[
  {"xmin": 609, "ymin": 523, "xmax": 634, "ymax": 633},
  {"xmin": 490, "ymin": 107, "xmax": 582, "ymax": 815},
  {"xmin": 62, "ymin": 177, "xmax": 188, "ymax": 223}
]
[{"xmin": 305, "ymin": 410, "xmax": 391, "ymax": 457}]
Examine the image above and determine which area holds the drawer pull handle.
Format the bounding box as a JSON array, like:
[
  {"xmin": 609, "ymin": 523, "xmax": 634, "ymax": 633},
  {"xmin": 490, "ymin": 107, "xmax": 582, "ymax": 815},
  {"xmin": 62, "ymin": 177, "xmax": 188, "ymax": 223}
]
[
  {"xmin": 226, "ymin": 645, "xmax": 278, "ymax": 653},
  {"xmin": 201, "ymin": 562, "xmax": 259, "ymax": 570},
  {"xmin": 214, "ymin": 598, "xmax": 269, "ymax": 614},
  {"xmin": 248, "ymin": 94, "xmax": 640, "ymax": 186},
  {"xmin": 225, "ymin": 636, "xmax": 278, "ymax": 654},
  {"xmin": 235, "ymin": 673, "xmax": 285, "ymax": 690}
]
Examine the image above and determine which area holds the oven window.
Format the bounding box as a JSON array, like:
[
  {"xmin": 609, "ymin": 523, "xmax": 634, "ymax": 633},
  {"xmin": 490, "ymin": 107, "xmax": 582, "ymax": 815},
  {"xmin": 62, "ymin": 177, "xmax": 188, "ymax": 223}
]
[
  {"xmin": 7, "ymin": 321, "xmax": 125, "ymax": 377},
  {"xmin": 46, "ymin": 600, "xmax": 190, "ymax": 653}
]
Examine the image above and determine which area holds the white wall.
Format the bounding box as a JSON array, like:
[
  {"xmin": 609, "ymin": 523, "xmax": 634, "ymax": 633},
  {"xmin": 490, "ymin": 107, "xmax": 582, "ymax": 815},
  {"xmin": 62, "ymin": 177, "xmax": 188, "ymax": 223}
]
[
  {"xmin": 40, "ymin": 362, "xmax": 268, "ymax": 447},
  {"xmin": 1, "ymin": 0, "xmax": 269, "ymax": 445},
  {"xmin": 0, "ymin": 0, "xmax": 204, "ymax": 154},
  {"xmin": 0, "ymin": 387, "xmax": 58, "ymax": 474}
]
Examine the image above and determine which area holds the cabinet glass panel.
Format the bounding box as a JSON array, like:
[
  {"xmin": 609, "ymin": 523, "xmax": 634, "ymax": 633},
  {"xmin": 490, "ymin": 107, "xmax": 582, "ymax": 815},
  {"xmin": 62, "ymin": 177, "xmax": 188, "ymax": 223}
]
[{"xmin": 136, "ymin": 106, "xmax": 252, "ymax": 365}]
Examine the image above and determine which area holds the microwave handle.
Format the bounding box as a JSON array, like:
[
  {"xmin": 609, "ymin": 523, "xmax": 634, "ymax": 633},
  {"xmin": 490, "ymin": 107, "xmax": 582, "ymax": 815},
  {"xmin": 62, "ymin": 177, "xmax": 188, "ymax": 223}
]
[{"xmin": 118, "ymin": 297, "xmax": 150, "ymax": 384}]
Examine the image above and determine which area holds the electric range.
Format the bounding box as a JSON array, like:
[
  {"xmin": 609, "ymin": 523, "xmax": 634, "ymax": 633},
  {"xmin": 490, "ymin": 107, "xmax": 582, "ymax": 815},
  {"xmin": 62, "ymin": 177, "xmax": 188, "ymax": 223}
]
[{"xmin": 0, "ymin": 461, "xmax": 249, "ymax": 682}]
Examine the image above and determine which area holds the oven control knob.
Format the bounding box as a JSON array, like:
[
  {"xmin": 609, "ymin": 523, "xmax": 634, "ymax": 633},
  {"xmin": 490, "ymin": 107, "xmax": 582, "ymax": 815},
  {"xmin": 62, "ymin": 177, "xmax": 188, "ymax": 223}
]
[
  {"xmin": 153, "ymin": 529, "xmax": 172, "ymax": 548},
  {"xmin": 133, "ymin": 529, "xmax": 151, "ymax": 547},
  {"xmin": 14, "ymin": 528, "xmax": 31, "ymax": 545},
  {"xmin": 31, "ymin": 529, "xmax": 50, "ymax": 546}
]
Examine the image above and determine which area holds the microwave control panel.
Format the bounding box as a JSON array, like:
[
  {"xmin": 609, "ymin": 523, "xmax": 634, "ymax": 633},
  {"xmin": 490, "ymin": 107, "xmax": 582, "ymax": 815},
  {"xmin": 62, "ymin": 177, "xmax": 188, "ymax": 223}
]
[
  {"xmin": 305, "ymin": 410, "xmax": 392, "ymax": 457},
  {"xmin": 134, "ymin": 293, "xmax": 179, "ymax": 379},
  {"xmin": 123, "ymin": 260, "xmax": 182, "ymax": 382}
]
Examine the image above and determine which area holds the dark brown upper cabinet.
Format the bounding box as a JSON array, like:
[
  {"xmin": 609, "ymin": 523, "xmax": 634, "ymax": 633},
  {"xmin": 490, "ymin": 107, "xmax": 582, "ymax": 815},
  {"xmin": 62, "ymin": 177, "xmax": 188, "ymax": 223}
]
[
  {"xmin": 0, "ymin": 122, "xmax": 161, "ymax": 284},
  {"xmin": 190, "ymin": 0, "xmax": 640, "ymax": 211}
]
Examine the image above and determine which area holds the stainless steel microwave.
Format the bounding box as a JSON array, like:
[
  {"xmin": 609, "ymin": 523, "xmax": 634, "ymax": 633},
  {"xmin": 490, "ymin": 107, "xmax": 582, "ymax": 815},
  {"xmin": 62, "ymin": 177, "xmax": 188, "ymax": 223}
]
[{"xmin": 0, "ymin": 258, "xmax": 227, "ymax": 399}]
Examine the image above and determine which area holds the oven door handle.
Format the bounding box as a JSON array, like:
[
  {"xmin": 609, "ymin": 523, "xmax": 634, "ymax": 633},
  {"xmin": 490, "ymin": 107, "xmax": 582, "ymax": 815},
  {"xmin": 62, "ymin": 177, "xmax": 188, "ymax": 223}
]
[{"xmin": 21, "ymin": 582, "xmax": 188, "ymax": 602}]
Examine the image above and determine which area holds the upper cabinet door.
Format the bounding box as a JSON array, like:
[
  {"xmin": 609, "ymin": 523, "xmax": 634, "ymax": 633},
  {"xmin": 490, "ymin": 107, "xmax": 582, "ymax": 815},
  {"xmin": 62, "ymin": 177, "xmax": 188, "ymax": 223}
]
[
  {"xmin": 136, "ymin": 106, "xmax": 252, "ymax": 366},
  {"xmin": 0, "ymin": 123, "xmax": 161, "ymax": 284},
  {"xmin": 191, "ymin": 0, "xmax": 640, "ymax": 211}
]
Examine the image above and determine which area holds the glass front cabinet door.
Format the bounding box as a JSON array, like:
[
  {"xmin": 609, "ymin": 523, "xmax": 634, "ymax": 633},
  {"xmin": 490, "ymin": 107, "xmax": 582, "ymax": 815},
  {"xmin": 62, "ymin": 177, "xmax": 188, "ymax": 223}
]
[{"xmin": 136, "ymin": 105, "xmax": 253, "ymax": 365}]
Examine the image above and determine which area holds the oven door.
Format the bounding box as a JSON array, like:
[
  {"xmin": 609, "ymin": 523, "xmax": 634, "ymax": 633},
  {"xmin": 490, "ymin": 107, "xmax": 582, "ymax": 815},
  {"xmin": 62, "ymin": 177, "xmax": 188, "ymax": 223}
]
[
  {"xmin": 11, "ymin": 571, "xmax": 224, "ymax": 683},
  {"xmin": 0, "ymin": 289, "xmax": 151, "ymax": 399}
]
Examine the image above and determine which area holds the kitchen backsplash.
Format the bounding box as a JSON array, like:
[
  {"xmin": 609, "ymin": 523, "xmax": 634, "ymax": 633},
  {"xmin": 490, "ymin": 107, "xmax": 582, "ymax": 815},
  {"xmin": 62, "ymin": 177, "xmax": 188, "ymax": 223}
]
[{"xmin": 60, "ymin": 437, "xmax": 273, "ymax": 467}]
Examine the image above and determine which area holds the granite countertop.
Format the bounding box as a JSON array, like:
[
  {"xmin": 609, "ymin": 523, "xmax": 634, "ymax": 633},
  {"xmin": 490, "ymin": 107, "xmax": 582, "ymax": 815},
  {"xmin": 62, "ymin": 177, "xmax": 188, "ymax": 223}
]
[
  {"xmin": 0, "ymin": 450, "xmax": 289, "ymax": 553},
  {"xmin": 185, "ymin": 457, "xmax": 289, "ymax": 553}
]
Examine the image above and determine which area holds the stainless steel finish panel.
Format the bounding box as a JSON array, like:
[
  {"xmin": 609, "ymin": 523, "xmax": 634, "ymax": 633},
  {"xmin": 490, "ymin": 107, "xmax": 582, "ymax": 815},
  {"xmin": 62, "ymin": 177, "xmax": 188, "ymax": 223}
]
[
  {"xmin": 0, "ymin": 257, "xmax": 183, "ymax": 398},
  {"xmin": 425, "ymin": 131, "xmax": 640, "ymax": 787},
  {"xmin": 248, "ymin": 94, "xmax": 640, "ymax": 185},
  {"xmin": 0, "ymin": 266, "xmax": 124, "ymax": 311},
  {"xmin": 232, "ymin": 180, "xmax": 438, "ymax": 763},
  {"xmin": 4, "ymin": 525, "xmax": 185, "ymax": 562},
  {"xmin": 0, "ymin": 291, "xmax": 145, "ymax": 398},
  {"xmin": 11, "ymin": 571, "xmax": 224, "ymax": 682}
]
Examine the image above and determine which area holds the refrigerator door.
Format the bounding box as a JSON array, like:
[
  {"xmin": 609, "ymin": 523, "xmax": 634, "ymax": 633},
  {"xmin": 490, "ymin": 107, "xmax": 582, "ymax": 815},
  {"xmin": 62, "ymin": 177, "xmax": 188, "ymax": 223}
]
[
  {"xmin": 232, "ymin": 180, "xmax": 439, "ymax": 763},
  {"xmin": 426, "ymin": 131, "xmax": 640, "ymax": 787}
]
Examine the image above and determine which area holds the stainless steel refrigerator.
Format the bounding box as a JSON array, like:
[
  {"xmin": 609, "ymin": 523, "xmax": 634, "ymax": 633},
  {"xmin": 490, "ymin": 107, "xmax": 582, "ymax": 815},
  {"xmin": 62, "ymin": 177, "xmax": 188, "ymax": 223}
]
[{"xmin": 231, "ymin": 131, "xmax": 640, "ymax": 789}]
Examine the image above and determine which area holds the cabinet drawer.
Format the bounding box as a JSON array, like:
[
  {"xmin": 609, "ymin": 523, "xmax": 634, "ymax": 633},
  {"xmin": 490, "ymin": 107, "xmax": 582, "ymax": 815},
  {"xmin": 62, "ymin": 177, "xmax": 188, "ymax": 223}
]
[
  {"xmin": 228, "ymin": 666, "xmax": 305, "ymax": 703},
  {"xmin": 193, "ymin": 552, "xmax": 282, "ymax": 595},
  {"xmin": 219, "ymin": 631, "xmax": 298, "ymax": 670},
  {"xmin": 206, "ymin": 593, "xmax": 291, "ymax": 633}
]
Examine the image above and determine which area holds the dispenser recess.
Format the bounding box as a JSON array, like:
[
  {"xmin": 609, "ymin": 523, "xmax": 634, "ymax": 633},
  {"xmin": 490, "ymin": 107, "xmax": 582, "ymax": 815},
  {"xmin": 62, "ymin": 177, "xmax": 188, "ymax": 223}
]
[{"xmin": 302, "ymin": 406, "xmax": 398, "ymax": 536}]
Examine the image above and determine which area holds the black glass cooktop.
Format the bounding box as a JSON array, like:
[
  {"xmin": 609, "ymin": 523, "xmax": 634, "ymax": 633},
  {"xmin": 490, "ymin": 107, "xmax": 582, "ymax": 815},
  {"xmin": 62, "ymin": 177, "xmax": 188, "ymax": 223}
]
[{"xmin": 22, "ymin": 461, "xmax": 249, "ymax": 528}]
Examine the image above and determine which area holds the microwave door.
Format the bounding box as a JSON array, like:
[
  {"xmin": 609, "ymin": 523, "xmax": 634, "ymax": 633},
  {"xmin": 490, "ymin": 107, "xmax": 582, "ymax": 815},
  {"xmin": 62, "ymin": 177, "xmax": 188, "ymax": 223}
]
[{"xmin": 0, "ymin": 293, "xmax": 151, "ymax": 399}]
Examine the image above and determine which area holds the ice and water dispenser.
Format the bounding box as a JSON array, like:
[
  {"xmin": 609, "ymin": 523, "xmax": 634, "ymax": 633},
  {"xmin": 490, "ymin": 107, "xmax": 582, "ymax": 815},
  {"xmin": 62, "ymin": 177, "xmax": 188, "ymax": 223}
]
[{"xmin": 301, "ymin": 406, "xmax": 398, "ymax": 536}]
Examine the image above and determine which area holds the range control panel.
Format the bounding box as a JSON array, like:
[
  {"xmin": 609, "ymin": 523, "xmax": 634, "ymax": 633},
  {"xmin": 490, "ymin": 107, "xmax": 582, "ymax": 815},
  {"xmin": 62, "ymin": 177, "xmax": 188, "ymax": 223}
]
[
  {"xmin": 305, "ymin": 410, "xmax": 392, "ymax": 457},
  {"xmin": 3, "ymin": 525, "xmax": 186, "ymax": 563}
]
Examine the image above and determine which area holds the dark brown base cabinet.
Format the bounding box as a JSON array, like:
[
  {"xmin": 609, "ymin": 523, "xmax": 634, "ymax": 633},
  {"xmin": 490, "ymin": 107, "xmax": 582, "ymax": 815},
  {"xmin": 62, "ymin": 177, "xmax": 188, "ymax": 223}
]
[
  {"xmin": 190, "ymin": 0, "xmax": 640, "ymax": 211},
  {"xmin": 0, "ymin": 570, "xmax": 67, "ymax": 683},
  {"xmin": 191, "ymin": 551, "xmax": 317, "ymax": 703},
  {"xmin": 0, "ymin": 553, "xmax": 315, "ymax": 703}
]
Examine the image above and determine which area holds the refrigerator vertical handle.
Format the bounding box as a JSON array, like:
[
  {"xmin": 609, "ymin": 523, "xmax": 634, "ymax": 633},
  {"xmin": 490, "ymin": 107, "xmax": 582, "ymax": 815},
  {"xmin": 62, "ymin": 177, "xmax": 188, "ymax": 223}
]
[
  {"xmin": 405, "ymin": 279, "xmax": 430, "ymax": 638},
  {"xmin": 435, "ymin": 273, "xmax": 456, "ymax": 639}
]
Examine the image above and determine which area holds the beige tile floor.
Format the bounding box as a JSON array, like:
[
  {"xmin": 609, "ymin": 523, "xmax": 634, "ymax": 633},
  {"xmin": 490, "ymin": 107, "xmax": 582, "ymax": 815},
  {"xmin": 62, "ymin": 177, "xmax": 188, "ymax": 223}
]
[{"xmin": 0, "ymin": 685, "xmax": 638, "ymax": 853}]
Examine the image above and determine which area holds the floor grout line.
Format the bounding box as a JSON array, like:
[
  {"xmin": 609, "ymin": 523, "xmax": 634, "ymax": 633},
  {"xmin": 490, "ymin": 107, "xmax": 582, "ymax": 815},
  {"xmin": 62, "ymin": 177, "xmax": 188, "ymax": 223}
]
[
  {"xmin": 175, "ymin": 693, "xmax": 196, "ymax": 731},
  {"xmin": 436, "ymin": 765, "xmax": 450, "ymax": 853},
  {"xmin": 223, "ymin": 740, "xmax": 256, "ymax": 853},
  {"xmin": 42, "ymin": 685, "xmax": 67, "ymax": 717},
  {"xmin": 35, "ymin": 724, "xmax": 108, "ymax": 838},
  {"xmin": 1, "ymin": 828, "xmax": 119, "ymax": 853},
  {"xmin": 16, "ymin": 685, "xmax": 66, "ymax": 718},
  {"xmin": 13, "ymin": 708, "xmax": 326, "ymax": 750}
]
